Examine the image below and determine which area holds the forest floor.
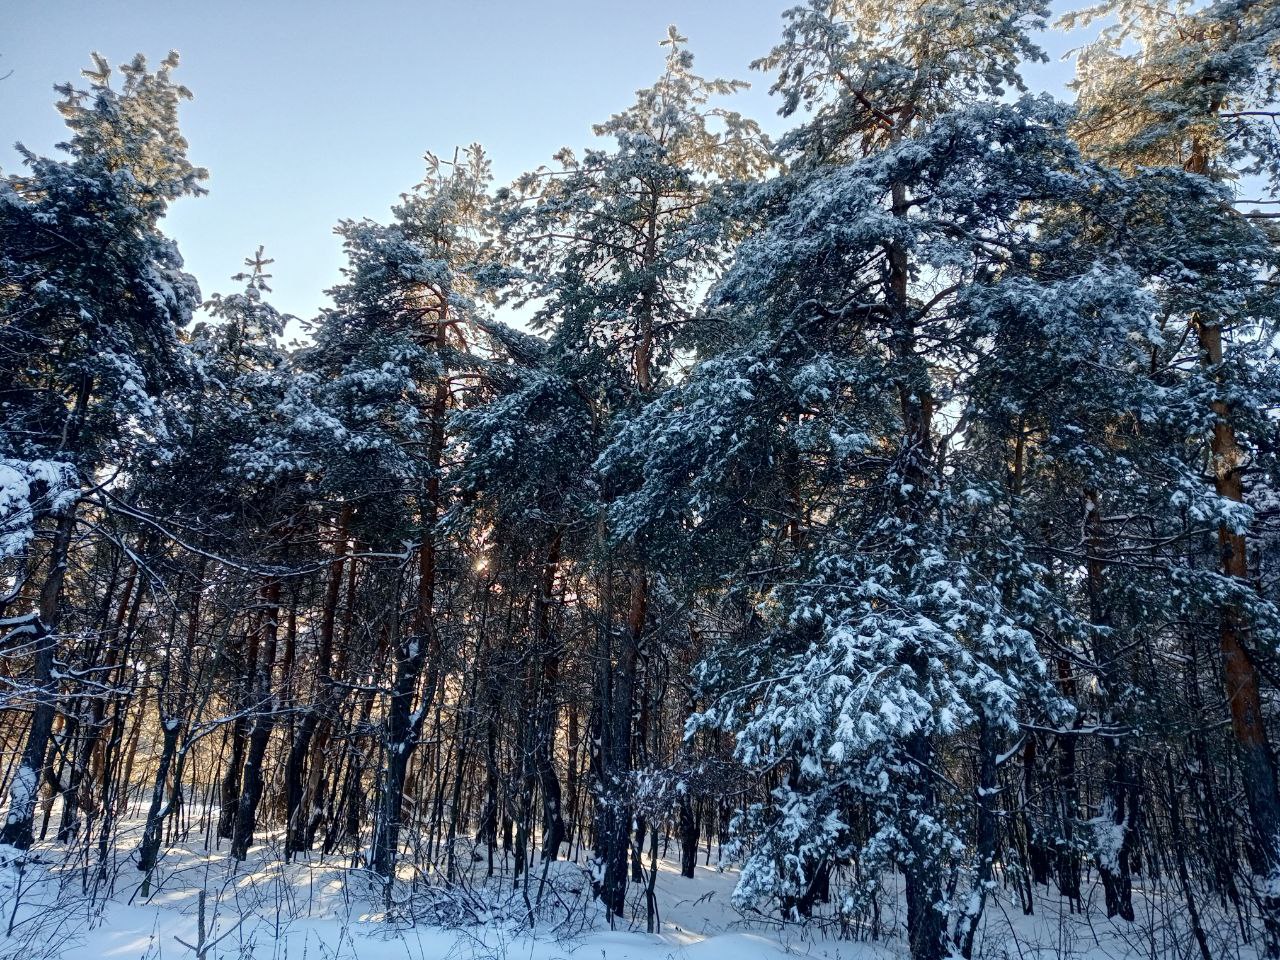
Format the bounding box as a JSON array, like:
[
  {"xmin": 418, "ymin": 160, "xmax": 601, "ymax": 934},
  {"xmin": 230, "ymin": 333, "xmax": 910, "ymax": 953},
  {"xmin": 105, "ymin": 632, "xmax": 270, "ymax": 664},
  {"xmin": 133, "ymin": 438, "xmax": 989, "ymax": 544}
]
[{"xmin": 0, "ymin": 814, "xmax": 1260, "ymax": 960}]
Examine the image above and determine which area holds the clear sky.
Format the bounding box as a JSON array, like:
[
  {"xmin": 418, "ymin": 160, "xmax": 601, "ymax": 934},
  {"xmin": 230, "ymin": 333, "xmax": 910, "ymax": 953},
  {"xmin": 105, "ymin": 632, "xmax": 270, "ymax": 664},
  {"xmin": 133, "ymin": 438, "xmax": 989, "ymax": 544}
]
[{"xmin": 3, "ymin": 1, "xmax": 1082, "ymax": 324}]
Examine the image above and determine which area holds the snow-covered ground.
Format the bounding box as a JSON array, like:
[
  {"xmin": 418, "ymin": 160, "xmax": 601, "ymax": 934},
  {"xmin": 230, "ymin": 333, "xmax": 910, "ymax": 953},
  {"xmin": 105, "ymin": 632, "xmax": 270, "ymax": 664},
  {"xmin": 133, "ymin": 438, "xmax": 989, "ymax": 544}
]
[{"xmin": 0, "ymin": 817, "xmax": 1260, "ymax": 960}]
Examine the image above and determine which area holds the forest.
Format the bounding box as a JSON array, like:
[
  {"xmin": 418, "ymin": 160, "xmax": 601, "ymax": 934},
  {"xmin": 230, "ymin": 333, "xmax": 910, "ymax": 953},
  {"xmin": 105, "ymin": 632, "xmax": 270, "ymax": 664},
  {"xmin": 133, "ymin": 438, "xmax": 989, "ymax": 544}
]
[{"xmin": 2, "ymin": 1, "xmax": 1280, "ymax": 958}]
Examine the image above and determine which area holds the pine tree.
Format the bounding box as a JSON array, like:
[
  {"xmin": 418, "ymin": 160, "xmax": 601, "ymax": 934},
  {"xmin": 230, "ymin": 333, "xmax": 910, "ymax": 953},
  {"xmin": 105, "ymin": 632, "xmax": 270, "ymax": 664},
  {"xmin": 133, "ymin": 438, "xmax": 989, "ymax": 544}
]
[
  {"xmin": 1066, "ymin": 2, "xmax": 1280, "ymax": 947},
  {"xmin": 601, "ymin": 3, "xmax": 1065, "ymax": 955},
  {"xmin": 0, "ymin": 52, "xmax": 204, "ymax": 850},
  {"xmin": 490, "ymin": 27, "xmax": 769, "ymax": 916},
  {"xmin": 296, "ymin": 145, "xmax": 492, "ymax": 879}
]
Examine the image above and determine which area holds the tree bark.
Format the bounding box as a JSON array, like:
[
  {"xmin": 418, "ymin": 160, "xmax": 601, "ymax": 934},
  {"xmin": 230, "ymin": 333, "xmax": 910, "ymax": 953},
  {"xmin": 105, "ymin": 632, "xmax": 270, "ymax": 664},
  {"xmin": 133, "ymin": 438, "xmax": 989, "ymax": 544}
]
[
  {"xmin": 1084, "ymin": 490, "xmax": 1136, "ymax": 922},
  {"xmin": 286, "ymin": 503, "xmax": 351, "ymax": 856},
  {"xmin": 231, "ymin": 579, "xmax": 284, "ymax": 860},
  {"xmin": 372, "ymin": 314, "xmax": 448, "ymax": 878},
  {"xmin": 0, "ymin": 505, "xmax": 78, "ymax": 850},
  {"xmin": 1197, "ymin": 317, "xmax": 1280, "ymax": 954},
  {"xmin": 534, "ymin": 532, "xmax": 565, "ymax": 862}
]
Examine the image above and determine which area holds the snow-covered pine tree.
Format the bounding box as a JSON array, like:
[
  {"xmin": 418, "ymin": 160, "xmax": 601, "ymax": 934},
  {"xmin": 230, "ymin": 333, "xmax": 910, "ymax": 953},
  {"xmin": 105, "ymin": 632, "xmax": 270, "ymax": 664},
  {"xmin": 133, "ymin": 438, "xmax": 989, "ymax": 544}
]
[
  {"xmin": 598, "ymin": 3, "xmax": 1280, "ymax": 951},
  {"xmin": 1065, "ymin": 2, "xmax": 1280, "ymax": 948},
  {"xmin": 445, "ymin": 318, "xmax": 596, "ymax": 875},
  {"xmin": 1066, "ymin": 0, "xmax": 1278, "ymax": 186},
  {"xmin": 599, "ymin": 2, "xmax": 1077, "ymax": 955},
  {"xmin": 960, "ymin": 156, "xmax": 1280, "ymax": 931},
  {"xmin": 295, "ymin": 145, "xmax": 492, "ymax": 881},
  {"xmin": 0, "ymin": 52, "xmax": 204, "ymax": 850},
  {"xmin": 604, "ymin": 102, "xmax": 1107, "ymax": 959},
  {"xmin": 124, "ymin": 248, "xmax": 296, "ymax": 876},
  {"xmin": 490, "ymin": 28, "xmax": 770, "ymax": 918}
]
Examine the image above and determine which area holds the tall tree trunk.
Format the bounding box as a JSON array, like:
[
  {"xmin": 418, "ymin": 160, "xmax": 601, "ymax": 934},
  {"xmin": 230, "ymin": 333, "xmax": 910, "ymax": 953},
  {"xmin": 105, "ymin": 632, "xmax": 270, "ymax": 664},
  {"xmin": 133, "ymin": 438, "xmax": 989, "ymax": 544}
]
[
  {"xmin": 887, "ymin": 173, "xmax": 946, "ymax": 960},
  {"xmin": 904, "ymin": 730, "xmax": 946, "ymax": 960},
  {"xmin": 958, "ymin": 714, "xmax": 999, "ymax": 958},
  {"xmin": 1084, "ymin": 490, "xmax": 1136, "ymax": 921},
  {"xmin": 137, "ymin": 719, "xmax": 181, "ymax": 895},
  {"xmin": 1054, "ymin": 660, "xmax": 1083, "ymax": 905},
  {"xmin": 373, "ymin": 316, "xmax": 448, "ymax": 878},
  {"xmin": 137, "ymin": 571, "xmax": 200, "ymax": 892},
  {"xmin": 1, "ymin": 506, "xmax": 78, "ymax": 850},
  {"xmin": 535, "ymin": 531, "xmax": 565, "ymax": 862},
  {"xmin": 589, "ymin": 555, "xmax": 640, "ymax": 920},
  {"xmin": 286, "ymin": 503, "xmax": 351, "ymax": 856},
  {"xmin": 1197, "ymin": 316, "xmax": 1280, "ymax": 954},
  {"xmin": 1, "ymin": 371, "xmax": 91, "ymax": 850},
  {"xmin": 679, "ymin": 794, "xmax": 699, "ymax": 878},
  {"xmin": 231, "ymin": 579, "xmax": 284, "ymax": 860},
  {"xmin": 58, "ymin": 559, "xmax": 137, "ymax": 843},
  {"xmin": 217, "ymin": 659, "xmax": 251, "ymax": 840},
  {"xmin": 603, "ymin": 569, "xmax": 644, "ymax": 916}
]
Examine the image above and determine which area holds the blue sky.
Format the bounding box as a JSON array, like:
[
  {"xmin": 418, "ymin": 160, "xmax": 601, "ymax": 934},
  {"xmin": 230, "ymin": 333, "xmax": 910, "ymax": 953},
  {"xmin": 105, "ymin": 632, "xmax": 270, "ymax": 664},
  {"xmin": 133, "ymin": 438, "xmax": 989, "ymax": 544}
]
[{"xmin": 4, "ymin": 1, "xmax": 1081, "ymax": 324}]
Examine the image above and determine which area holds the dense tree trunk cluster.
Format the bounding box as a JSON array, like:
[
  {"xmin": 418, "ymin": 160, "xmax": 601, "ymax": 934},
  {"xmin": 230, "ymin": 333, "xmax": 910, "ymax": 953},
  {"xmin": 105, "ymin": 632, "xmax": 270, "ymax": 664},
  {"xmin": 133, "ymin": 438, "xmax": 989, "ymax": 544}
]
[{"xmin": 3, "ymin": 4, "xmax": 1280, "ymax": 958}]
